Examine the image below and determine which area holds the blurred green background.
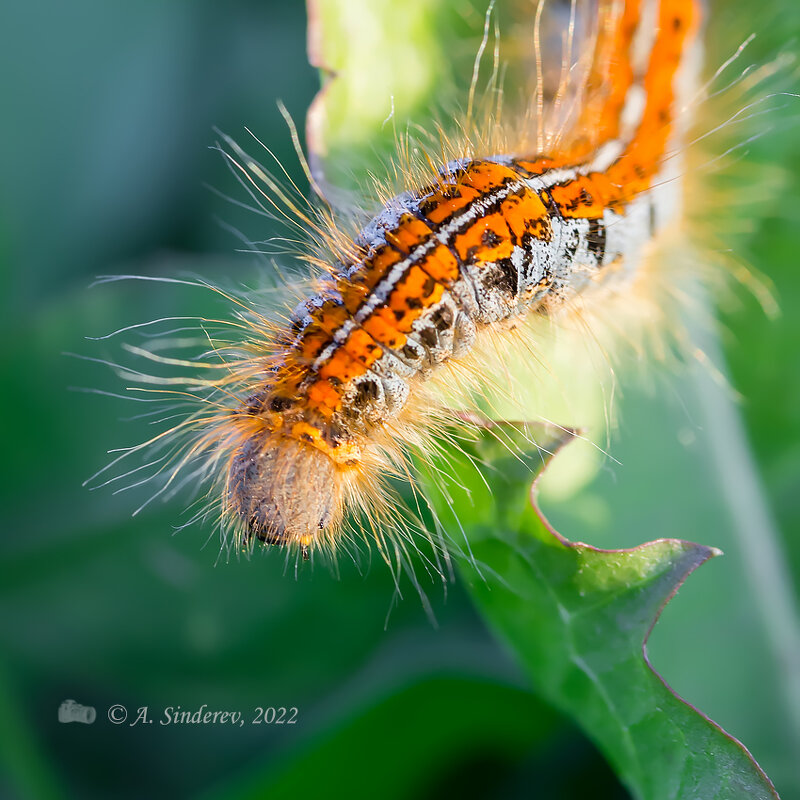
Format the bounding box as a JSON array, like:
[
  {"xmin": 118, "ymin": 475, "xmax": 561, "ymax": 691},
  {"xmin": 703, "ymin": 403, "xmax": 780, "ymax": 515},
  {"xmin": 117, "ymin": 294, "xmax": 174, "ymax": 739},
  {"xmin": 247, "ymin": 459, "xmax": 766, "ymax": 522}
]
[{"xmin": 0, "ymin": 0, "xmax": 798, "ymax": 798}]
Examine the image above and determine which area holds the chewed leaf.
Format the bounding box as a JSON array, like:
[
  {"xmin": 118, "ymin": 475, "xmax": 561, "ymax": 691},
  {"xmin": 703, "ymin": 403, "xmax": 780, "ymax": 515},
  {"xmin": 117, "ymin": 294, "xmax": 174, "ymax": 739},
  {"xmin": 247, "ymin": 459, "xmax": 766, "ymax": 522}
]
[
  {"xmin": 416, "ymin": 423, "xmax": 778, "ymax": 800},
  {"xmin": 307, "ymin": 0, "xmax": 442, "ymax": 150},
  {"xmin": 307, "ymin": 0, "xmax": 516, "ymax": 193}
]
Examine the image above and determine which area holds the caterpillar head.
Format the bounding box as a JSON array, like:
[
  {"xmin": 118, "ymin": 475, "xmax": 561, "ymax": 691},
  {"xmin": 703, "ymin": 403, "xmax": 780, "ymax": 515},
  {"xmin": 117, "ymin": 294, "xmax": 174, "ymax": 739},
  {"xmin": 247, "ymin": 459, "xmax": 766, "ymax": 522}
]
[{"xmin": 227, "ymin": 434, "xmax": 343, "ymax": 554}]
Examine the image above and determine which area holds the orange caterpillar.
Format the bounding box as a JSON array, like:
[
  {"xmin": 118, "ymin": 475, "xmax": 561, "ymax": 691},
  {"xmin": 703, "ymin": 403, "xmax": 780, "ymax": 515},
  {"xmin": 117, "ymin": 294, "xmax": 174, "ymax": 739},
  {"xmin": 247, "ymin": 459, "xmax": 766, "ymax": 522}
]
[{"xmin": 97, "ymin": 0, "xmax": 702, "ymax": 561}]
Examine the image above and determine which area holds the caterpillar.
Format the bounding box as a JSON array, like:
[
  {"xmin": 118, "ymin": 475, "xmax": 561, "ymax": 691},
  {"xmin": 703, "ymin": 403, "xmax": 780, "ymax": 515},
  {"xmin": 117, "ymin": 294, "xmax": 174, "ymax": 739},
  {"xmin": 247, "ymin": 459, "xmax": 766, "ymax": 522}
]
[{"xmin": 93, "ymin": 0, "xmax": 703, "ymax": 564}]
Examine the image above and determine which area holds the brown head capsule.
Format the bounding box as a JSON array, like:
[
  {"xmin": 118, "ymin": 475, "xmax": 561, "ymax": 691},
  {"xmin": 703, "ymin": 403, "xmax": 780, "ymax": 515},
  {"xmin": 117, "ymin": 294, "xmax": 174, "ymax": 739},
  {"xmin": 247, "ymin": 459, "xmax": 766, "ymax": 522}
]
[{"xmin": 227, "ymin": 433, "xmax": 343, "ymax": 552}]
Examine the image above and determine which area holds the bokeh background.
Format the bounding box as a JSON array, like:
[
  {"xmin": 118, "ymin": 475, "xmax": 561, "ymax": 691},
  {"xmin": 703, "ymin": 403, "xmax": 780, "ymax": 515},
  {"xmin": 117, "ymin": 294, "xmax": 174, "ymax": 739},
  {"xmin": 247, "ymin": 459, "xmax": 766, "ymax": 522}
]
[{"xmin": 1, "ymin": 0, "xmax": 798, "ymax": 798}]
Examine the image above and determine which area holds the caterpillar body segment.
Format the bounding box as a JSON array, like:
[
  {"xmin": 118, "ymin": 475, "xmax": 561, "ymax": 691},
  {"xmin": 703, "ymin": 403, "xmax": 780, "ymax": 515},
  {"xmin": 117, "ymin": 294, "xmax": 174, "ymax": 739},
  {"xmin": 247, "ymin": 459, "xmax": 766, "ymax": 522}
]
[{"xmin": 222, "ymin": 0, "xmax": 701, "ymax": 551}]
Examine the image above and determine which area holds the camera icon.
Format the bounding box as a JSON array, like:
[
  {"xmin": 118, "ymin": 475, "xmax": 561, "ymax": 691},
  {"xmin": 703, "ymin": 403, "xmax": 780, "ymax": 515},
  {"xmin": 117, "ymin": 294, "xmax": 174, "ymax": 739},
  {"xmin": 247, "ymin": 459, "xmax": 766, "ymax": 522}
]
[{"xmin": 58, "ymin": 699, "xmax": 96, "ymax": 724}]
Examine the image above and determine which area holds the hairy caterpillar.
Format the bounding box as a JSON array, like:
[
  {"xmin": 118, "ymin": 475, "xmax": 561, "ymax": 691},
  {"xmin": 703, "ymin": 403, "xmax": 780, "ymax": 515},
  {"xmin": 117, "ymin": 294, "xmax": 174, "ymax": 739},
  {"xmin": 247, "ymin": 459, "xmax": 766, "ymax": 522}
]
[{"xmin": 91, "ymin": 0, "xmax": 703, "ymax": 564}]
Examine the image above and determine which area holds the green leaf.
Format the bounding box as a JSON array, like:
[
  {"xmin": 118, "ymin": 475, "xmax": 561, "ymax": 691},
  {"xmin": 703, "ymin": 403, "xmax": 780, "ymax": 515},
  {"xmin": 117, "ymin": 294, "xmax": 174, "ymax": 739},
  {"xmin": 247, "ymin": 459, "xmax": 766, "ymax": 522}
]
[
  {"xmin": 416, "ymin": 423, "xmax": 779, "ymax": 800},
  {"xmin": 306, "ymin": 0, "xmax": 497, "ymax": 191}
]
